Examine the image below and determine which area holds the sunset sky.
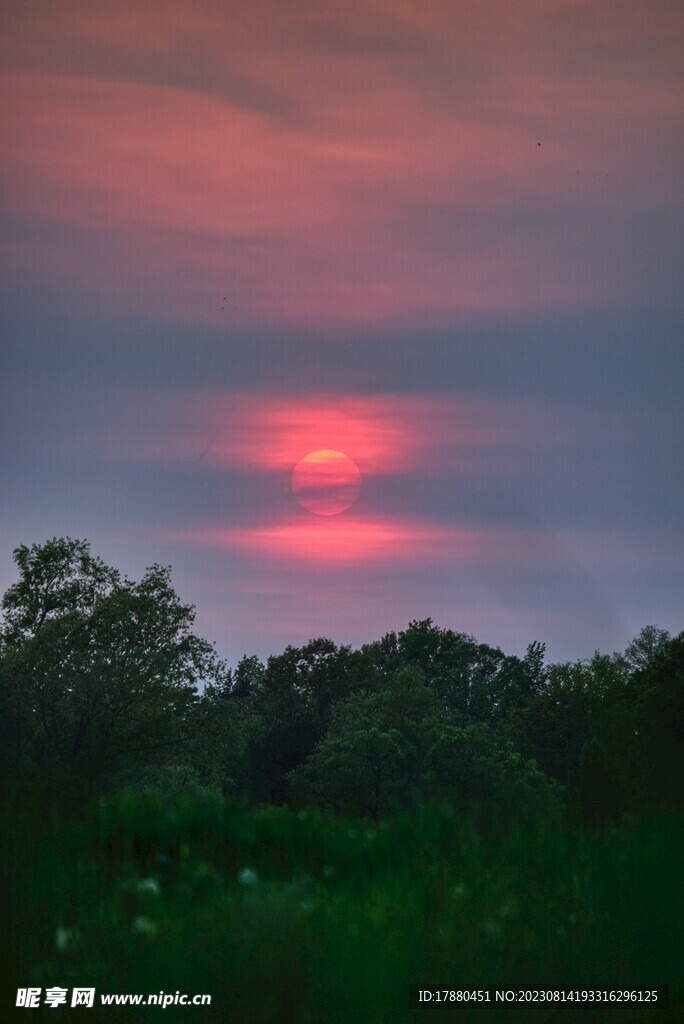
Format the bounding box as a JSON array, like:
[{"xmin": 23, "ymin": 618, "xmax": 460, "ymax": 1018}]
[{"xmin": 1, "ymin": 0, "xmax": 682, "ymax": 664}]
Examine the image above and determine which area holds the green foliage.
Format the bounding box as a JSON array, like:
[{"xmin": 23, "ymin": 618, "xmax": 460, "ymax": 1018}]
[
  {"xmin": 426, "ymin": 722, "xmax": 561, "ymax": 821},
  {"xmin": 291, "ymin": 724, "xmax": 407, "ymax": 818},
  {"xmin": 0, "ymin": 539, "xmax": 224, "ymax": 783},
  {"xmin": 248, "ymin": 711, "xmax": 323, "ymax": 804},
  {"xmin": 630, "ymin": 632, "xmax": 684, "ymax": 810},
  {"xmin": 1, "ymin": 537, "xmax": 120, "ymax": 644},
  {"xmin": 503, "ymin": 636, "xmax": 683, "ymax": 821},
  {"xmin": 625, "ymin": 625, "xmax": 671, "ymax": 672},
  {"xmin": 365, "ymin": 618, "xmax": 509, "ymax": 721},
  {"xmin": 1, "ymin": 538, "xmax": 681, "ymax": 824},
  {"xmin": 290, "ymin": 667, "xmax": 442, "ymax": 816},
  {"xmin": 226, "ymin": 654, "xmax": 265, "ymax": 699},
  {"xmin": 3, "ymin": 792, "xmax": 681, "ymax": 1023},
  {"xmin": 243, "ymin": 638, "xmax": 363, "ymax": 803},
  {"xmin": 251, "ymin": 638, "xmax": 357, "ymax": 726}
]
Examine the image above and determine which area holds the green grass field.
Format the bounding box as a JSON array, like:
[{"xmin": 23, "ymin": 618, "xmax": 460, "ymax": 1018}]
[{"xmin": 3, "ymin": 791, "xmax": 682, "ymax": 1022}]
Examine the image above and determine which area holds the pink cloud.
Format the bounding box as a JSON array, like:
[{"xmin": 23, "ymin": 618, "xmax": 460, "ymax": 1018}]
[
  {"xmin": 171, "ymin": 514, "xmax": 569, "ymax": 568},
  {"xmin": 47, "ymin": 386, "xmax": 619, "ymax": 475},
  {"xmin": 30, "ymin": 386, "xmax": 620, "ymax": 480},
  {"xmin": 3, "ymin": 2, "xmax": 680, "ymax": 326}
]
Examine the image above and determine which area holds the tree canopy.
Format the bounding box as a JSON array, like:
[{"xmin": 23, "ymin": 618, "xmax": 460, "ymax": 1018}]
[
  {"xmin": 1, "ymin": 538, "xmax": 680, "ymax": 823},
  {"xmin": 0, "ymin": 538, "xmax": 224, "ymax": 783}
]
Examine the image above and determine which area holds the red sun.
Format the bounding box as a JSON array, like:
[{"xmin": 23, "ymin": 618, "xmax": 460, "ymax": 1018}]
[{"xmin": 292, "ymin": 450, "xmax": 362, "ymax": 516}]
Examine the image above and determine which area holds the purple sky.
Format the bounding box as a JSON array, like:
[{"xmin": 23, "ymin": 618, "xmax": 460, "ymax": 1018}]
[{"xmin": 1, "ymin": 0, "xmax": 682, "ymax": 665}]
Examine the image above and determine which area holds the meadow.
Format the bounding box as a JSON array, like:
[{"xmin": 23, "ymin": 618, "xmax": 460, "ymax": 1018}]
[{"xmin": 3, "ymin": 790, "xmax": 681, "ymax": 1023}]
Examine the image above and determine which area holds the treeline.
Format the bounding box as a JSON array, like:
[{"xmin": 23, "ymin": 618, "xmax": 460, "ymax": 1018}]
[{"xmin": 1, "ymin": 538, "xmax": 681, "ymax": 823}]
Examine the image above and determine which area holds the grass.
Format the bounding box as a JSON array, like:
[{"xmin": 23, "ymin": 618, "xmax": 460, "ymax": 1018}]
[{"xmin": 2, "ymin": 790, "xmax": 682, "ymax": 1022}]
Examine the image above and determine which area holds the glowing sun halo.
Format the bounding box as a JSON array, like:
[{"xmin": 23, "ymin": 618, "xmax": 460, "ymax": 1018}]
[{"xmin": 292, "ymin": 450, "xmax": 362, "ymax": 516}]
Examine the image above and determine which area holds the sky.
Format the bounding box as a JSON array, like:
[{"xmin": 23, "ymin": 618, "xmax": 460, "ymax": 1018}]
[{"xmin": 1, "ymin": 0, "xmax": 682, "ymax": 666}]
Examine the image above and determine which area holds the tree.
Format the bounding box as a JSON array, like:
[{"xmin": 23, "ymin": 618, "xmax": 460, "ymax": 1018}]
[
  {"xmin": 250, "ymin": 638, "xmax": 356, "ymax": 727},
  {"xmin": 503, "ymin": 660, "xmax": 590, "ymax": 786},
  {"xmin": 425, "ymin": 723, "xmax": 561, "ymax": 821},
  {"xmin": 499, "ymin": 642, "xmax": 548, "ymax": 715},
  {"xmin": 1, "ymin": 538, "xmax": 120, "ymax": 644},
  {"xmin": 366, "ymin": 619, "xmax": 507, "ymax": 722},
  {"xmin": 289, "ymin": 667, "xmax": 441, "ymax": 816},
  {"xmin": 625, "ymin": 625, "xmax": 671, "ymax": 672},
  {"xmin": 174, "ymin": 684, "xmax": 257, "ymax": 797},
  {"xmin": 630, "ymin": 632, "xmax": 684, "ymax": 810},
  {"xmin": 244, "ymin": 638, "xmax": 360, "ymax": 802},
  {"xmin": 0, "ymin": 538, "xmax": 223, "ymax": 783},
  {"xmin": 227, "ymin": 654, "xmax": 265, "ymax": 700},
  {"xmin": 290, "ymin": 723, "xmax": 406, "ymax": 819}
]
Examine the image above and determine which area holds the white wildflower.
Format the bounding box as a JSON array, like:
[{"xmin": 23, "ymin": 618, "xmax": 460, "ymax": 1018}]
[
  {"xmin": 132, "ymin": 916, "xmax": 158, "ymax": 937},
  {"xmin": 237, "ymin": 867, "xmax": 259, "ymax": 887},
  {"xmin": 136, "ymin": 878, "xmax": 160, "ymax": 897},
  {"xmin": 54, "ymin": 927, "xmax": 79, "ymax": 952}
]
